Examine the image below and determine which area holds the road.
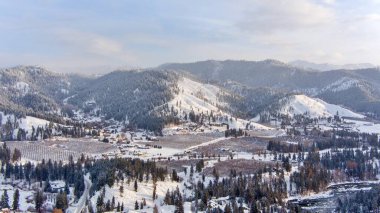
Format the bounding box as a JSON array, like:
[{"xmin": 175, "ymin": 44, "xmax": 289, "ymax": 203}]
[
  {"xmin": 185, "ymin": 137, "xmax": 228, "ymax": 151},
  {"xmin": 68, "ymin": 174, "xmax": 92, "ymax": 213}
]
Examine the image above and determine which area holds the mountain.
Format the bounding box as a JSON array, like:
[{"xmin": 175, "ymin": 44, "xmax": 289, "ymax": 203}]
[
  {"xmin": 0, "ymin": 63, "xmax": 376, "ymax": 132},
  {"xmin": 159, "ymin": 60, "xmax": 380, "ymax": 115},
  {"xmin": 289, "ymin": 60, "xmax": 376, "ymax": 72},
  {"xmin": 67, "ymin": 70, "xmax": 180, "ymax": 130},
  {"xmin": 165, "ymin": 76, "xmax": 273, "ymax": 130},
  {"xmin": 277, "ymin": 94, "xmax": 364, "ymax": 118},
  {"xmin": 0, "ymin": 66, "xmax": 66, "ymax": 119},
  {"xmin": 0, "ymin": 66, "xmax": 182, "ymax": 131},
  {"xmin": 168, "ymin": 77, "xmax": 222, "ymax": 114}
]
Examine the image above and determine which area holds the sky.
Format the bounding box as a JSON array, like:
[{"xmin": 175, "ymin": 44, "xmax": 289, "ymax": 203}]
[{"xmin": 0, "ymin": 0, "xmax": 380, "ymax": 74}]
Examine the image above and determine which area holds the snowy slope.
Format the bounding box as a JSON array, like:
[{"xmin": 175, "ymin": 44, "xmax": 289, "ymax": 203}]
[
  {"xmin": 169, "ymin": 77, "xmax": 221, "ymax": 114},
  {"xmin": 168, "ymin": 77, "xmax": 272, "ymax": 130},
  {"xmin": 280, "ymin": 95, "xmax": 365, "ymax": 118},
  {"xmin": 0, "ymin": 111, "xmax": 51, "ymax": 135}
]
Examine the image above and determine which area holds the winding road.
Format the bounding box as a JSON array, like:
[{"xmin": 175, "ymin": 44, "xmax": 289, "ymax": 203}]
[{"xmin": 68, "ymin": 174, "xmax": 92, "ymax": 213}]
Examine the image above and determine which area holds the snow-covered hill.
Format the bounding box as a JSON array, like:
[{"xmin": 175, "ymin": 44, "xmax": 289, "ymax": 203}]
[
  {"xmin": 168, "ymin": 77, "xmax": 273, "ymax": 131},
  {"xmin": 169, "ymin": 77, "xmax": 221, "ymax": 114},
  {"xmin": 280, "ymin": 95, "xmax": 365, "ymax": 118},
  {"xmin": 0, "ymin": 111, "xmax": 52, "ymax": 138}
]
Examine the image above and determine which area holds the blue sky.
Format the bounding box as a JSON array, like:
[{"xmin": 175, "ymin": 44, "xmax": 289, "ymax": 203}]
[{"xmin": 0, "ymin": 0, "xmax": 380, "ymax": 73}]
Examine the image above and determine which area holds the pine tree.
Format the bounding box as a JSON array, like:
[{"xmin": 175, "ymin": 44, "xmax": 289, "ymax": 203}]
[
  {"xmin": 152, "ymin": 183, "xmax": 157, "ymax": 200},
  {"xmin": 96, "ymin": 195, "xmax": 104, "ymax": 212},
  {"xmin": 119, "ymin": 185, "xmax": 124, "ymax": 196},
  {"xmin": 105, "ymin": 200, "xmax": 111, "ymax": 211},
  {"xmin": 44, "ymin": 179, "xmax": 52, "ymax": 192},
  {"xmin": 64, "ymin": 182, "xmax": 70, "ymax": 194},
  {"xmin": 35, "ymin": 190, "xmax": 44, "ymax": 212},
  {"xmin": 134, "ymin": 180, "xmax": 138, "ymax": 192},
  {"xmin": 111, "ymin": 196, "xmax": 115, "ymax": 210},
  {"xmin": 172, "ymin": 169, "xmax": 179, "ymax": 182},
  {"xmin": 176, "ymin": 192, "xmax": 184, "ymax": 213},
  {"xmin": 1, "ymin": 189, "xmax": 10, "ymax": 209},
  {"xmin": 135, "ymin": 200, "xmax": 139, "ymax": 210},
  {"xmin": 12, "ymin": 189, "xmax": 19, "ymax": 210}
]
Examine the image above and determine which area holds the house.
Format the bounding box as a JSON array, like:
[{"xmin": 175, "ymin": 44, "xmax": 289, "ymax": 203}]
[{"xmin": 51, "ymin": 181, "xmax": 65, "ymax": 193}]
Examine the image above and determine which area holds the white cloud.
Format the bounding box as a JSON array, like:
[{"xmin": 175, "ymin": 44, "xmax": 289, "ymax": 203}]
[
  {"xmin": 321, "ymin": 0, "xmax": 336, "ymax": 5},
  {"xmin": 55, "ymin": 29, "xmax": 127, "ymax": 57},
  {"xmin": 237, "ymin": 0, "xmax": 335, "ymax": 33},
  {"xmin": 359, "ymin": 13, "xmax": 380, "ymax": 21}
]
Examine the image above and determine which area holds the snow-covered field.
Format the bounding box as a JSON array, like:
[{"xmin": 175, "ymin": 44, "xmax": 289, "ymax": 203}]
[
  {"xmin": 5, "ymin": 138, "xmax": 117, "ymax": 162},
  {"xmin": 345, "ymin": 119, "xmax": 380, "ymax": 134}
]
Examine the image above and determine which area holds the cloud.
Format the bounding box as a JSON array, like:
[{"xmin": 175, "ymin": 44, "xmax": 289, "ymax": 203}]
[
  {"xmin": 237, "ymin": 0, "xmax": 335, "ymax": 33},
  {"xmin": 358, "ymin": 13, "xmax": 380, "ymax": 22},
  {"xmin": 1, "ymin": 0, "xmax": 380, "ymax": 73},
  {"xmin": 55, "ymin": 29, "xmax": 127, "ymax": 57},
  {"xmin": 321, "ymin": 0, "xmax": 336, "ymax": 5}
]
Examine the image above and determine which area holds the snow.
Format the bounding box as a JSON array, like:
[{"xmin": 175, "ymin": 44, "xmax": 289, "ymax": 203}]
[
  {"xmin": 63, "ymin": 94, "xmax": 77, "ymax": 105},
  {"xmin": 345, "ymin": 119, "xmax": 380, "ymax": 134},
  {"xmin": 89, "ymin": 177, "xmax": 180, "ymax": 213},
  {"xmin": 166, "ymin": 77, "xmax": 273, "ymax": 133},
  {"xmin": 19, "ymin": 116, "xmax": 51, "ymax": 132},
  {"xmin": 0, "ymin": 111, "xmax": 51, "ymax": 137},
  {"xmin": 0, "ymin": 175, "xmax": 34, "ymax": 212},
  {"xmin": 185, "ymin": 137, "xmax": 227, "ymax": 151},
  {"xmin": 320, "ymin": 77, "xmax": 361, "ymax": 93},
  {"xmin": 281, "ymin": 95, "xmax": 364, "ymax": 119},
  {"xmin": 60, "ymin": 88, "xmax": 69, "ymax": 95},
  {"xmin": 121, "ymin": 146, "xmax": 182, "ymax": 160},
  {"xmin": 14, "ymin": 81, "xmax": 30, "ymax": 95},
  {"xmin": 169, "ymin": 77, "xmax": 221, "ymax": 114}
]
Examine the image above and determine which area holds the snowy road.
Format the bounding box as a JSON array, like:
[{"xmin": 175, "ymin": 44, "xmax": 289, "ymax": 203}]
[
  {"xmin": 68, "ymin": 174, "xmax": 91, "ymax": 213},
  {"xmin": 185, "ymin": 137, "xmax": 228, "ymax": 151}
]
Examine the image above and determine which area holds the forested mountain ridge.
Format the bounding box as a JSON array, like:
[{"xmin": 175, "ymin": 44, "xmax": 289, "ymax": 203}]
[
  {"xmin": 159, "ymin": 60, "xmax": 380, "ymax": 115},
  {"xmin": 68, "ymin": 70, "xmax": 180, "ymax": 130},
  {"xmin": 0, "ymin": 66, "xmax": 70, "ymax": 118},
  {"xmin": 0, "ymin": 66, "xmax": 181, "ymax": 131},
  {"xmin": 0, "ymin": 63, "xmax": 374, "ymax": 132},
  {"xmin": 289, "ymin": 60, "xmax": 376, "ymax": 71}
]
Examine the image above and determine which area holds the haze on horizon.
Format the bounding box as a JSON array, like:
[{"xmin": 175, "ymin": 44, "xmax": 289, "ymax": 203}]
[{"xmin": 1, "ymin": 0, "xmax": 380, "ymax": 74}]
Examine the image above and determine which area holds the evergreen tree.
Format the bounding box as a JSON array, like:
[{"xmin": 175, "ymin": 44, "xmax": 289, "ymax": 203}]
[
  {"xmin": 12, "ymin": 189, "xmax": 19, "ymax": 210},
  {"xmin": 152, "ymin": 183, "xmax": 157, "ymax": 200},
  {"xmin": 35, "ymin": 190, "xmax": 44, "ymax": 212},
  {"xmin": 135, "ymin": 200, "xmax": 139, "ymax": 210},
  {"xmin": 134, "ymin": 180, "xmax": 138, "ymax": 192},
  {"xmin": 111, "ymin": 196, "xmax": 115, "ymax": 210},
  {"xmin": 105, "ymin": 200, "xmax": 111, "ymax": 211},
  {"xmin": 44, "ymin": 179, "xmax": 52, "ymax": 192},
  {"xmin": 119, "ymin": 185, "xmax": 124, "ymax": 196},
  {"xmin": 64, "ymin": 182, "xmax": 70, "ymax": 194},
  {"xmin": 96, "ymin": 194, "xmax": 104, "ymax": 213},
  {"xmin": 1, "ymin": 189, "xmax": 10, "ymax": 209}
]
